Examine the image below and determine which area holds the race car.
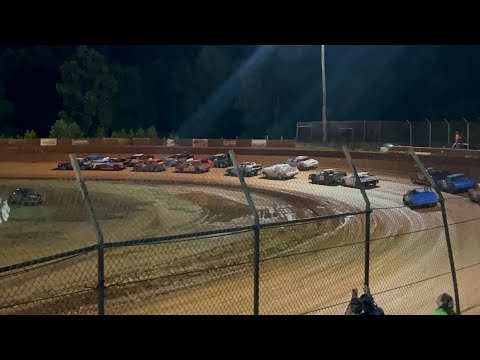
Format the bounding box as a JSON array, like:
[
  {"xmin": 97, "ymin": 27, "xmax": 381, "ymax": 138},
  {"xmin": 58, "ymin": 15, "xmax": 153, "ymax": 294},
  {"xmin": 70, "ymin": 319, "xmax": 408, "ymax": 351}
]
[
  {"xmin": 174, "ymin": 160, "xmax": 210, "ymax": 174},
  {"xmin": 8, "ymin": 188, "xmax": 45, "ymax": 206},
  {"xmin": 224, "ymin": 165, "xmax": 259, "ymax": 177},
  {"xmin": 0, "ymin": 197, "xmax": 10, "ymax": 223},
  {"xmin": 204, "ymin": 153, "xmax": 232, "ymax": 168},
  {"xmin": 402, "ymin": 187, "xmax": 438, "ymax": 208},
  {"xmin": 57, "ymin": 154, "xmax": 109, "ymax": 170},
  {"xmin": 468, "ymin": 188, "xmax": 480, "ymax": 204},
  {"xmin": 340, "ymin": 172, "xmax": 379, "ymax": 189},
  {"xmin": 133, "ymin": 160, "xmax": 167, "ymax": 172},
  {"xmin": 166, "ymin": 152, "xmax": 194, "ymax": 167},
  {"xmin": 410, "ymin": 167, "xmax": 450, "ymax": 186},
  {"xmin": 124, "ymin": 154, "xmax": 154, "ymax": 167},
  {"xmin": 77, "ymin": 155, "xmax": 110, "ymax": 163},
  {"xmin": 379, "ymin": 143, "xmax": 397, "ymax": 153},
  {"xmin": 309, "ymin": 169, "xmax": 347, "ymax": 185},
  {"xmin": 437, "ymin": 174, "xmax": 477, "ymax": 193},
  {"xmin": 239, "ymin": 162, "xmax": 262, "ymax": 172},
  {"xmin": 261, "ymin": 164, "xmax": 299, "ymax": 180},
  {"xmin": 283, "ymin": 156, "xmax": 319, "ymax": 171},
  {"xmin": 57, "ymin": 159, "xmax": 91, "ymax": 171},
  {"xmin": 90, "ymin": 159, "xmax": 126, "ymax": 171}
]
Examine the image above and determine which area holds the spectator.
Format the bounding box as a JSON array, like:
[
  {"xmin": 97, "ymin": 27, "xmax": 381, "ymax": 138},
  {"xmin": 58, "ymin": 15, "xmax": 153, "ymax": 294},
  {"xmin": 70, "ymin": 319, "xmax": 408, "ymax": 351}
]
[
  {"xmin": 360, "ymin": 285, "xmax": 385, "ymax": 315},
  {"xmin": 345, "ymin": 288, "xmax": 363, "ymax": 315},
  {"xmin": 452, "ymin": 131, "xmax": 462, "ymax": 149},
  {"xmin": 432, "ymin": 293, "xmax": 456, "ymax": 315},
  {"xmin": 345, "ymin": 286, "xmax": 385, "ymax": 315}
]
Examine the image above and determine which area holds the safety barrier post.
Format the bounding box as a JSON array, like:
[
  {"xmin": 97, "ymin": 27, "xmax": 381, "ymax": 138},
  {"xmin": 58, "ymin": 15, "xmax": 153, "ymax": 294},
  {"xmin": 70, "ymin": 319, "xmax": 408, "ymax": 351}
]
[
  {"xmin": 343, "ymin": 146, "xmax": 372, "ymax": 287},
  {"xmin": 408, "ymin": 148, "xmax": 461, "ymax": 315},
  {"xmin": 69, "ymin": 154, "xmax": 106, "ymax": 315},
  {"xmin": 228, "ymin": 150, "xmax": 260, "ymax": 315}
]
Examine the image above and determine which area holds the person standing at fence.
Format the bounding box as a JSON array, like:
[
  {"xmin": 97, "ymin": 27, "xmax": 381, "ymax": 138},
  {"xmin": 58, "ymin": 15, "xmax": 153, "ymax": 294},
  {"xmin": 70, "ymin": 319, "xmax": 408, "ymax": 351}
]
[
  {"xmin": 345, "ymin": 286, "xmax": 384, "ymax": 315},
  {"xmin": 345, "ymin": 288, "xmax": 364, "ymax": 315},
  {"xmin": 360, "ymin": 285, "xmax": 385, "ymax": 315},
  {"xmin": 452, "ymin": 131, "xmax": 462, "ymax": 149},
  {"xmin": 432, "ymin": 293, "xmax": 456, "ymax": 315}
]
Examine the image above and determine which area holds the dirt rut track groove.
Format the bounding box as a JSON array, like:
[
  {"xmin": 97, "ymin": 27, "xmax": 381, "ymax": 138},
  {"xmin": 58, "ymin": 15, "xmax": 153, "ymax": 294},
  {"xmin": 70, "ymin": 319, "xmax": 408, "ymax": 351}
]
[{"xmin": 1, "ymin": 153, "xmax": 480, "ymax": 314}]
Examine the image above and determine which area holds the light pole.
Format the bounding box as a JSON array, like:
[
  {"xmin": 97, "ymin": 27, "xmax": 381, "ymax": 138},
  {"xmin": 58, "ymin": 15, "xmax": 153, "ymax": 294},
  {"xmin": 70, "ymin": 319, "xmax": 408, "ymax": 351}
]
[
  {"xmin": 463, "ymin": 117, "xmax": 470, "ymax": 149},
  {"xmin": 443, "ymin": 118, "xmax": 450, "ymax": 147},
  {"xmin": 321, "ymin": 45, "xmax": 327, "ymax": 144},
  {"xmin": 425, "ymin": 118, "xmax": 432, "ymax": 148}
]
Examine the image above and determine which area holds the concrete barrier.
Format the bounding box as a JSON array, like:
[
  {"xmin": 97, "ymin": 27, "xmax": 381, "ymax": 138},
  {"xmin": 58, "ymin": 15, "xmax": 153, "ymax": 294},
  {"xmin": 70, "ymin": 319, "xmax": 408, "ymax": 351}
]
[
  {"xmin": 133, "ymin": 138, "xmax": 150, "ymax": 146},
  {"xmin": 236, "ymin": 139, "xmax": 252, "ymax": 147},
  {"xmin": 177, "ymin": 139, "xmax": 193, "ymax": 147},
  {"xmin": 207, "ymin": 139, "xmax": 224, "ymax": 147},
  {"xmin": 267, "ymin": 139, "xmax": 296, "ymax": 148}
]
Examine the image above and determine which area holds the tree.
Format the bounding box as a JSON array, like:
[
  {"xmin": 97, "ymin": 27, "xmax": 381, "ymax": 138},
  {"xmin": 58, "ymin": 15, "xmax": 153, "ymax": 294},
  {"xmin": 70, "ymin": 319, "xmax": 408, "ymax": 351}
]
[
  {"xmin": 57, "ymin": 45, "xmax": 118, "ymax": 136},
  {"xmin": 146, "ymin": 125, "xmax": 158, "ymax": 138},
  {"xmin": 111, "ymin": 129, "xmax": 128, "ymax": 138},
  {"xmin": 135, "ymin": 127, "xmax": 145, "ymax": 137},
  {"xmin": 49, "ymin": 119, "xmax": 84, "ymax": 138},
  {"xmin": 23, "ymin": 129, "xmax": 37, "ymax": 139},
  {"xmin": 95, "ymin": 126, "xmax": 105, "ymax": 138}
]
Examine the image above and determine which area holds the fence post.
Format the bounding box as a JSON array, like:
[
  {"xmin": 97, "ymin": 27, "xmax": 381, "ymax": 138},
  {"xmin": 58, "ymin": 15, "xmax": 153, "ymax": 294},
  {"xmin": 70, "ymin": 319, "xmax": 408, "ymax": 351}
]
[
  {"xmin": 228, "ymin": 150, "xmax": 260, "ymax": 315},
  {"xmin": 463, "ymin": 118, "xmax": 470, "ymax": 149},
  {"xmin": 69, "ymin": 154, "xmax": 106, "ymax": 315},
  {"xmin": 408, "ymin": 148, "xmax": 461, "ymax": 315},
  {"xmin": 443, "ymin": 119, "xmax": 450, "ymax": 147},
  {"xmin": 342, "ymin": 146, "xmax": 372, "ymax": 287},
  {"xmin": 363, "ymin": 120, "xmax": 366, "ymax": 144},
  {"xmin": 425, "ymin": 118, "xmax": 432, "ymax": 148},
  {"xmin": 406, "ymin": 120, "xmax": 412, "ymax": 147}
]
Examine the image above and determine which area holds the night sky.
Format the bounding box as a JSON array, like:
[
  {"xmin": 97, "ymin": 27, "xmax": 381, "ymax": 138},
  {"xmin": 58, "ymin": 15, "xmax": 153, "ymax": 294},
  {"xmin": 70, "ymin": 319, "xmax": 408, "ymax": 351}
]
[{"xmin": 1, "ymin": 45, "xmax": 480, "ymax": 138}]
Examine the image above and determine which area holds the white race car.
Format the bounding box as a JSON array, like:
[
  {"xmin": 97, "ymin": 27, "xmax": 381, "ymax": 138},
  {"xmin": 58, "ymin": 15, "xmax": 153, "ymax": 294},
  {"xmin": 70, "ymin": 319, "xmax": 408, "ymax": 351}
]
[
  {"xmin": 239, "ymin": 162, "xmax": 262, "ymax": 171},
  {"xmin": 0, "ymin": 198, "xmax": 11, "ymax": 224},
  {"xmin": 380, "ymin": 143, "xmax": 395, "ymax": 153},
  {"xmin": 468, "ymin": 188, "xmax": 480, "ymax": 204},
  {"xmin": 283, "ymin": 156, "xmax": 319, "ymax": 171},
  {"xmin": 90, "ymin": 159, "xmax": 125, "ymax": 171},
  {"xmin": 340, "ymin": 172, "xmax": 379, "ymax": 189},
  {"xmin": 261, "ymin": 164, "xmax": 299, "ymax": 180}
]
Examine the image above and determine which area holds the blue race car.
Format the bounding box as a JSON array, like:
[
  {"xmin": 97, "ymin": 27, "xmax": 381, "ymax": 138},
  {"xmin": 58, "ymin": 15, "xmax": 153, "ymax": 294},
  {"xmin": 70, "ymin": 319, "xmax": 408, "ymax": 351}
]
[
  {"xmin": 437, "ymin": 174, "xmax": 477, "ymax": 193},
  {"xmin": 403, "ymin": 187, "xmax": 438, "ymax": 208}
]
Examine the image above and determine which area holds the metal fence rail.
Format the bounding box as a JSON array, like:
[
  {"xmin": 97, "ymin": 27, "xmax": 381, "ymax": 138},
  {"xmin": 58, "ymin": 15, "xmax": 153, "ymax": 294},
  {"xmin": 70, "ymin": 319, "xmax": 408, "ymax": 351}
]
[{"xmin": 297, "ymin": 119, "xmax": 480, "ymax": 149}]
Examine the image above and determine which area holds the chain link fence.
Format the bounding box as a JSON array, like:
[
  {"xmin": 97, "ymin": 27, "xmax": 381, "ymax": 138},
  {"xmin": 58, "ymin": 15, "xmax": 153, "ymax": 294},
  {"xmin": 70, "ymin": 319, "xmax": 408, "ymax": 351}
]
[
  {"xmin": 297, "ymin": 120, "xmax": 480, "ymax": 150},
  {"xmin": 1, "ymin": 148, "xmax": 479, "ymax": 315}
]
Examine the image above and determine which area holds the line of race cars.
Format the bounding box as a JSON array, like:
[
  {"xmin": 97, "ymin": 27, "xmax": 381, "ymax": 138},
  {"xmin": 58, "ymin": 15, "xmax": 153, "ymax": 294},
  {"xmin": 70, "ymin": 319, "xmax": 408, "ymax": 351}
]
[{"xmin": 50, "ymin": 154, "xmax": 480, "ymax": 210}]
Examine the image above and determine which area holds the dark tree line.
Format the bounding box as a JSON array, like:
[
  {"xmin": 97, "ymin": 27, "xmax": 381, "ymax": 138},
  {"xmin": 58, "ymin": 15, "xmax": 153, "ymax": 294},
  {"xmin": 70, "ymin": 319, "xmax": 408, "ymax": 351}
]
[{"xmin": 2, "ymin": 45, "xmax": 480, "ymax": 139}]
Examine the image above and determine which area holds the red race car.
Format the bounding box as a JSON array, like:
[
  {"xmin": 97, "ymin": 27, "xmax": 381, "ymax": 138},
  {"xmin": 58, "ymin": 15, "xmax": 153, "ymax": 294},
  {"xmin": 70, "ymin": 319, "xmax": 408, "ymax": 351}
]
[{"xmin": 175, "ymin": 160, "xmax": 212, "ymax": 174}]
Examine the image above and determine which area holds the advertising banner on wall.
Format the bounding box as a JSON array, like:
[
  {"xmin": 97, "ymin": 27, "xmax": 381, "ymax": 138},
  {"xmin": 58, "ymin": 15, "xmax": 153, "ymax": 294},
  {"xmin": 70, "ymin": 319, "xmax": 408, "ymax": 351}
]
[
  {"xmin": 40, "ymin": 138, "xmax": 57, "ymax": 146},
  {"xmin": 251, "ymin": 139, "xmax": 267, "ymax": 147},
  {"xmin": 223, "ymin": 139, "xmax": 237, "ymax": 147},
  {"xmin": 72, "ymin": 139, "xmax": 89, "ymax": 146},
  {"xmin": 193, "ymin": 138, "xmax": 208, "ymax": 148}
]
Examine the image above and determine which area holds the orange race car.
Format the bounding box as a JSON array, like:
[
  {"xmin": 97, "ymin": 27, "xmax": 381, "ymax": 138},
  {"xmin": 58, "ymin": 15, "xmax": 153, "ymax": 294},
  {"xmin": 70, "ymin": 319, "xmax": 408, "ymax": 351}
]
[{"xmin": 174, "ymin": 160, "xmax": 213, "ymax": 174}]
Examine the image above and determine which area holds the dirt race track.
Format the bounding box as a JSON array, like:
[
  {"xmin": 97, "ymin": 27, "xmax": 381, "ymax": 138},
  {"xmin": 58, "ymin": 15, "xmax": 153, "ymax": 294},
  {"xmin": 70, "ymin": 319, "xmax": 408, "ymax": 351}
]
[{"xmin": 1, "ymin": 151, "xmax": 480, "ymax": 315}]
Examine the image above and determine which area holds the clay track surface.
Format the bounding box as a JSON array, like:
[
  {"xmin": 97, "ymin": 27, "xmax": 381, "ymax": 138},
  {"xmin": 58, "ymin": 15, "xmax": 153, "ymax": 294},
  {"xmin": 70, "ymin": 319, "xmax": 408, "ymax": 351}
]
[{"xmin": 1, "ymin": 153, "xmax": 480, "ymax": 315}]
